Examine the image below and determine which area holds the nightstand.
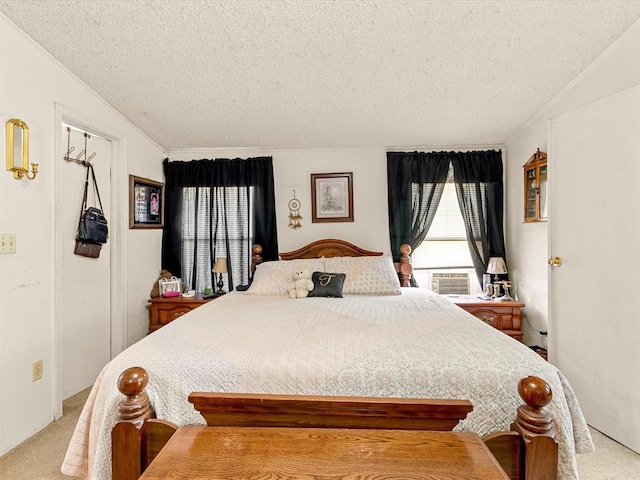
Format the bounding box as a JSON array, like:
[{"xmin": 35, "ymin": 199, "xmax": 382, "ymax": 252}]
[
  {"xmin": 449, "ymin": 297, "xmax": 524, "ymax": 342},
  {"xmin": 148, "ymin": 293, "xmax": 223, "ymax": 333}
]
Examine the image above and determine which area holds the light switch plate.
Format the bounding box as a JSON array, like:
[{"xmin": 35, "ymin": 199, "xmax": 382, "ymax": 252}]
[{"xmin": 0, "ymin": 233, "xmax": 17, "ymax": 254}]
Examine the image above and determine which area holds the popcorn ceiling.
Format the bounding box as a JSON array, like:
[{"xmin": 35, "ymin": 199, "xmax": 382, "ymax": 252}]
[{"xmin": 1, "ymin": 0, "xmax": 638, "ymax": 150}]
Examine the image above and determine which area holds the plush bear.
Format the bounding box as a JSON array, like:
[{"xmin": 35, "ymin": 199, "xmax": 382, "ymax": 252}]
[
  {"xmin": 150, "ymin": 269, "xmax": 174, "ymax": 298},
  {"xmin": 287, "ymin": 267, "xmax": 314, "ymax": 298}
]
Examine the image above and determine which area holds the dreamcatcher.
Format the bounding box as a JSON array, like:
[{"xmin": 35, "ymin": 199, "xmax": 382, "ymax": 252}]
[{"xmin": 288, "ymin": 190, "xmax": 302, "ymax": 229}]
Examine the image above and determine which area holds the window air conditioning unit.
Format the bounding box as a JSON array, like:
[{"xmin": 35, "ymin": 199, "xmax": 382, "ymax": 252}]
[{"xmin": 431, "ymin": 273, "xmax": 470, "ymax": 295}]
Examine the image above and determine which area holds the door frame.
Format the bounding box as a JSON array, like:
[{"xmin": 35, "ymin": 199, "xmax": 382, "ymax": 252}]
[{"xmin": 53, "ymin": 104, "xmax": 127, "ymax": 418}]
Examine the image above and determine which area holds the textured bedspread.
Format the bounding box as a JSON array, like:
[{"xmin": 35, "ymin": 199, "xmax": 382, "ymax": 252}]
[{"xmin": 62, "ymin": 288, "xmax": 593, "ymax": 479}]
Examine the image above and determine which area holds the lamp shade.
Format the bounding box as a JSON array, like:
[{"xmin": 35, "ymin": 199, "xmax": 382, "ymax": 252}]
[
  {"xmin": 486, "ymin": 257, "xmax": 507, "ymax": 275},
  {"xmin": 212, "ymin": 257, "xmax": 228, "ymax": 274}
]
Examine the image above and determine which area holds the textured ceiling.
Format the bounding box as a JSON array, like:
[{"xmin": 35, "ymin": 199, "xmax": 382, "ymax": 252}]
[{"xmin": 2, "ymin": 1, "xmax": 640, "ymax": 150}]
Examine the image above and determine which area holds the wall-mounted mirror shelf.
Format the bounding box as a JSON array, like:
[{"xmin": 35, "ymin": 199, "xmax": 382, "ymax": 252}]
[{"xmin": 523, "ymin": 149, "xmax": 547, "ymax": 222}]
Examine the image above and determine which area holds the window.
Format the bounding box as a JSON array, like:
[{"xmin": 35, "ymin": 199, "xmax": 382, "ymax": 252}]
[
  {"xmin": 162, "ymin": 157, "xmax": 278, "ymax": 292},
  {"xmin": 412, "ymin": 180, "xmax": 480, "ymax": 294},
  {"xmin": 387, "ymin": 149, "xmax": 504, "ymax": 293},
  {"xmin": 181, "ymin": 186, "xmax": 253, "ymax": 292}
]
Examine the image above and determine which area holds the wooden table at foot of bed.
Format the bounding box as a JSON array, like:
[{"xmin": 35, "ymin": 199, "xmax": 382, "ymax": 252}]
[{"xmin": 138, "ymin": 426, "xmax": 510, "ymax": 480}]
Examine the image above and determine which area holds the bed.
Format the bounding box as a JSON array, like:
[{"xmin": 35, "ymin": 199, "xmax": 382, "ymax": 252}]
[{"xmin": 61, "ymin": 239, "xmax": 593, "ymax": 480}]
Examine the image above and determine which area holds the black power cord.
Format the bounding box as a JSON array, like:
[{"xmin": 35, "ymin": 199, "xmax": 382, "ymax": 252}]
[{"xmin": 522, "ymin": 310, "xmax": 548, "ymax": 358}]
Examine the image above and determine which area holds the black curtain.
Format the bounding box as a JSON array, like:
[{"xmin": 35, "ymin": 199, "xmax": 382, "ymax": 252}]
[
  {"xmin": 387, "ymin": 149, "xmax": 506, "ymax": 287},
  {"xmin": 450, "ymin": 150, "xmax": 506, "ymax": 284},
  {"xmin": 161, "ymin": 157, "xmax": 278, "ymax": 291},
  {"xmin": 387, "ymin": 152, "xmax": 450, "ymax": 265}
]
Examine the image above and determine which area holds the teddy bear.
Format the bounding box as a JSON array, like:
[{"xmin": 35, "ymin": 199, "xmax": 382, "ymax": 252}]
[{"xmin": 287, "ymin": 267, "xmax": 314, "ymax": 298}]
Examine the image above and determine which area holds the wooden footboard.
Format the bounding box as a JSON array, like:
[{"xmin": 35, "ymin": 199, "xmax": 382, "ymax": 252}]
[
  {"xmin": 112, "ymin": 368, "xmax": 558, "ymax": 480},
  {"xmin": 188, "ymin": 391, "xmax": 472, "ymax": 431}
]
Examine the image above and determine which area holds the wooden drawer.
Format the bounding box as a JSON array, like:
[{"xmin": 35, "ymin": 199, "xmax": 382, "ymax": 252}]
[
  {"xmin": 451, "ymin": 298, "xmax": 524, "ymax": 342},
  {"xmin": 156, "ymin": 305, "xmax": 194, "ymax": 325},
  {"xmin": 148, "ymin": 294, "xmax": 222, "ymax": 333}
]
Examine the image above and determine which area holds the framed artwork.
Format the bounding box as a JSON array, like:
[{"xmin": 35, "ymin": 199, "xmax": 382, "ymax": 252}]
[
  {"xmin": 311, "ymin": 172, "xmax": 354, "ymax": 223},
  {"xmin": 129, "ymin": 175, "xmax": 164, "ymax": 229}
]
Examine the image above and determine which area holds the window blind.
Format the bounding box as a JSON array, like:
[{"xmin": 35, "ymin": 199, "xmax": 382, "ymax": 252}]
[
  {"xmin": 413, "ymin": 183, "xmax": 474, "ymax": 269},
  {"xmin": 181, "ymin": 186, "xmax": 253, "ymax": 292}
]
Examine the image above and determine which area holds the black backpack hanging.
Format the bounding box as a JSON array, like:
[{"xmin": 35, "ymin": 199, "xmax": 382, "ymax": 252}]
[{"xmin": 74, "ymin": 164, "xmax": 108, "ymax": 258}]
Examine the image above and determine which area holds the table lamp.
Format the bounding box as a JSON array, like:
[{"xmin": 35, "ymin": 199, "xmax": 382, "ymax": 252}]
[
  {"xmin": 487, "ymin": 257, "xmax": 507, "ymax": 281},
  {"xmin": 486, "ymin": 257, "xmax": 507, "ymax": 299},
  {"xmin": 212, "ymin": 257, "xmax": 228, "ymax": 293}
]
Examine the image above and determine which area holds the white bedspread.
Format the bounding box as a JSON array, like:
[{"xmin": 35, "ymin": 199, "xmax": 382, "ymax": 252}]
[{"xmin": 62, "ymin": 288, "xmax": 593, "ymax": 479}]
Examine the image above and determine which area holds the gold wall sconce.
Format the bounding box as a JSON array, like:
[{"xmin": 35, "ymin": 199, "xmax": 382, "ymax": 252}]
[{"xmin": 6, "ymin": 119, "xmax": 38, "ymax": 180}]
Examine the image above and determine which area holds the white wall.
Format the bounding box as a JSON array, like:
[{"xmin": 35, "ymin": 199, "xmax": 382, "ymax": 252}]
[
  {"xmin": 0, "ymin": 13, "xmax": 164, "ymax": 455},
  {"xmin": 169, "ymin": 148, "xmax": 393, "ymax": 255},
  {"xmin": 504, "ymin": 20, "xmax": 640, "ymax": 346}
]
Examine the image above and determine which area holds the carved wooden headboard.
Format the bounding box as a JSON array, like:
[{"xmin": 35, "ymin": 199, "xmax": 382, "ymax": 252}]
[
  {"xmin": 280, "ymin": 238, "xmax": 382, "ymax": 259},
  {"xmin": 251, "ymin": 238, "xmax": 412, "ymax": 287}
]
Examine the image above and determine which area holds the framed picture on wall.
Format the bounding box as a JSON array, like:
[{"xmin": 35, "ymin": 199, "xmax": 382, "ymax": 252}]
[
  {"xmin": 311, "ymin": 172, "xmax": 354, "ymax": 223},
  {"xmin": 129, "ymin": 175, "xmax": 164, "ymax": 229}
]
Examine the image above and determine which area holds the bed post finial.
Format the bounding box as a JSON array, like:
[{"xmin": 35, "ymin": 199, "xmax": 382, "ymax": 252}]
[
  {"xmin": 514, "ymin": 376, "xmax": 558, "ymax": 480},
  {"xmin": 251, "ymin": 244, "xmax": 263, "ymax": 274},
  {"xmin": 515, "ymin": 376, "xmax": 555, "ymax": 439},
  {"xmin": 116, "ymin": 366, "xmax": 153, "ymax": 428},
  {"xmin": 398, "ymin": 244, "xmax": 412, "ymax": 287}
]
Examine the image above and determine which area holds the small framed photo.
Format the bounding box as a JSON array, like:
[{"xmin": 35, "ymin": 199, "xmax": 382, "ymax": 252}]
[
  {"xmin": 311, "ymin": 172, "xmax": 354, "ymax": 223},
  {"xmin": 159, "ymin": 276, "xmax": 181, "ymax": 296},
  {"xmin": 129, "ymin": 175, "xmax": 164, "ymax": 229}
]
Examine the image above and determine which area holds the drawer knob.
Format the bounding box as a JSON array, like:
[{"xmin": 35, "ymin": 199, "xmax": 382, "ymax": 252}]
[
  {"xmin": 482, "ymin": 317, "xmax": 494, "ymax": 325},
  {"xmin": 174, "ymin": 312, "xmax": 186, "ymax": 319}
]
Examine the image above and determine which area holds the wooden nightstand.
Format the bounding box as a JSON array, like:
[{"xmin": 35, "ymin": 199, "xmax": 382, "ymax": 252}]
[
  {"xmin": 148, "ymin": 294, "xmax": 223, "ymax": 333},
  {"xmin": 449, "ymin": 297, "xmax": 524, "ymax": 342}
]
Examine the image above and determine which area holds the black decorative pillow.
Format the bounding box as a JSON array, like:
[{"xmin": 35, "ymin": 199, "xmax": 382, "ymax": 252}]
[{"xmin": 307, "ymin": 272, "xmax": 346, "ymax": 298}]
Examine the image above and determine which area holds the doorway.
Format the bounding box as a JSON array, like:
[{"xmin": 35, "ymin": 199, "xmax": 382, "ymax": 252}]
[
  {"xmin": 53, "ymin": 105, "xmax": 127, "ymax": 418},
  {"xmin": 60, "ymin": 124, "xmax": 112, "ymax": 399}
]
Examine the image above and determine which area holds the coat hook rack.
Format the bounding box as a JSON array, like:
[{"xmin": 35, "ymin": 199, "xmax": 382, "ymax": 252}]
[{"xmin": 64, "ymin": 127, "xmax": 96, "ymax": 166}]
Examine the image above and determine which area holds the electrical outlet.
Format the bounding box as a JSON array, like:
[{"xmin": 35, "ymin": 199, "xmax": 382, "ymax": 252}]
[
  {"xmin": 0, "ymin": 233, "xmax": 17, "ymax": 254},
  {"xmin": 32, "ymin": 360, "xmax": 43, "ymax": 382}
]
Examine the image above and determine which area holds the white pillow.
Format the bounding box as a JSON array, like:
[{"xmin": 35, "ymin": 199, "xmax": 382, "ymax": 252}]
[
  {"xmin": 323, "ymin": 256, "xmax": 401, "ymax": 295},
  {"xmin": 246, "ymin": 258, "xmax": 325, "ymax": 296}
]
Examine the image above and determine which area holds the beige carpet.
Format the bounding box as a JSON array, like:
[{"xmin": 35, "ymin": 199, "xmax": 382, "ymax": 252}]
[
  {"xmin": 577, "ymin": 428, "xmax": 640, "ymax": 480},
  {"xmin": 1, "ymin": 387, "xmax": 639, "ymax": 479},
  {"xmin": 0, "ymin": 388, "xmax": 90, "ymax": 480}
]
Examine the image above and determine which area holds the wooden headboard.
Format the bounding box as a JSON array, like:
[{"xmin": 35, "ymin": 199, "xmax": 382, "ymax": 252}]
[
  {"xmin": 251, "ymin": 238, "xmax": 413, "ymax": 287},
  {"xmin": 280, "ymin": 238, "xmax": 382, "ymax": 259}
]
